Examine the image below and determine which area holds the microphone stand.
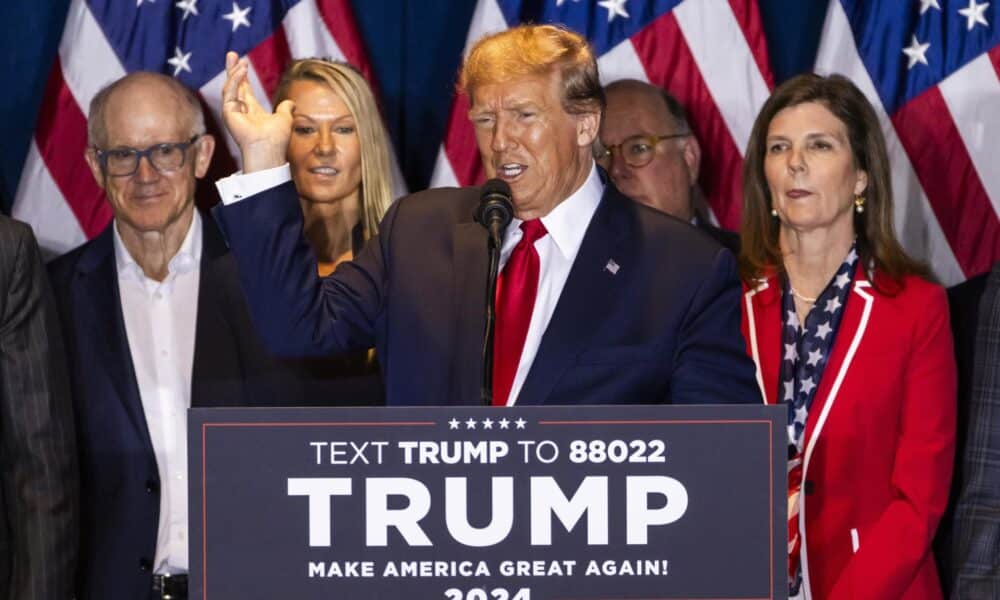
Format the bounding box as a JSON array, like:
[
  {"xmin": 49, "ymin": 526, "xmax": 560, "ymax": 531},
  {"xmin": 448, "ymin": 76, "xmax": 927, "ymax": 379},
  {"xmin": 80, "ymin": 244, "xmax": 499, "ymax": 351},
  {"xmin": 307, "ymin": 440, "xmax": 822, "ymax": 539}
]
[{"xmin": 481, "ymin": 222, "xmax": 503, "ymax": 406}]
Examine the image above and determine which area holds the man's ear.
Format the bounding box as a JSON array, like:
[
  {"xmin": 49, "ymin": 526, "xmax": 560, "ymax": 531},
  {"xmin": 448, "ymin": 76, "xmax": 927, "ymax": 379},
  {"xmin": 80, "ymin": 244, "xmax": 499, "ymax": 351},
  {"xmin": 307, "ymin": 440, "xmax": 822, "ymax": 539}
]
[
  {"xmin": 193, "ymin": 134, "xmax": 216, "ymax": 179},
  {"xmin": 576, "ymin": 111, "xmax": 600, "ymax": 148},
  {"xmin": 83, "ymin": 148, "xmax": 106, "ymax": 190},
  {"xmin": 682, "ymin": 135, "xmax": 702, "ymax": 184}
]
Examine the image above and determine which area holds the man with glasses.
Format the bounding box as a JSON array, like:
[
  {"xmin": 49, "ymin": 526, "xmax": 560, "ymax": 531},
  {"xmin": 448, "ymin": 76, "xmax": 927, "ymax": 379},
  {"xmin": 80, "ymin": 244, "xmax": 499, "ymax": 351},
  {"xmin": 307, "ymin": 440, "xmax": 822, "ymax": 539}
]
[
  {"xmin": 47, "ymin": 71, "xmax": 292, "ymax": 600},
  {"xmin": 597, "ymin": 79, "xmax": 739, "ymax": 253}
]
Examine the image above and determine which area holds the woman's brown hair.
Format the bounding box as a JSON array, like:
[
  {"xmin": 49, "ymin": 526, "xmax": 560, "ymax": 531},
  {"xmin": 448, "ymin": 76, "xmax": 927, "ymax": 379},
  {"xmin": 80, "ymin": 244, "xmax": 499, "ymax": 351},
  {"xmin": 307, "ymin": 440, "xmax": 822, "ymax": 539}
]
[{"xmin": 740, "ymin": 73, "xmax": 932, "ymax": 292}]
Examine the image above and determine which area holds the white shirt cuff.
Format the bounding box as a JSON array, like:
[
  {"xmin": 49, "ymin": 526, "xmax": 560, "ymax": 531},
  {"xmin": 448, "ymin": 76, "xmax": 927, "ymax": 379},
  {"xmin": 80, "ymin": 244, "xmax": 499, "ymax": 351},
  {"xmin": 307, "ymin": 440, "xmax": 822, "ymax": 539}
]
[{"xmin": 215, "ymin": 164, "xmax": 292, "ymax": 205}]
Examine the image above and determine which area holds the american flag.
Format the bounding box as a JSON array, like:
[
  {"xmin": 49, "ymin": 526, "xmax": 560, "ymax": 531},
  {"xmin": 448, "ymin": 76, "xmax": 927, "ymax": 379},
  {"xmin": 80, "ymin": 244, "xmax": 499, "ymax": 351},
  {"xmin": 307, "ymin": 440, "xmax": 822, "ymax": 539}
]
[
  {"xmin": 815, "ymin": 0, "xmax": 1000, "ymax": 286},
  {"xmin": 12, "ymin": 0, "xmax": 404, "ymax": 256},
  {"xmin": 430, "ymin": 0, "xmax": 775, "ymax": 237}
]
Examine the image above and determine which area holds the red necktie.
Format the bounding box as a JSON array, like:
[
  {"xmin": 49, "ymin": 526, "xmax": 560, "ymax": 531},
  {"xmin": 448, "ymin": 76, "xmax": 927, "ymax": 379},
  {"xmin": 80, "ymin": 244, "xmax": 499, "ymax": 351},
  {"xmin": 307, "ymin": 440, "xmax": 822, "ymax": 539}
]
[{"xmin": 492, "ymin": 219, "xmax": 548, "ymax": 406}]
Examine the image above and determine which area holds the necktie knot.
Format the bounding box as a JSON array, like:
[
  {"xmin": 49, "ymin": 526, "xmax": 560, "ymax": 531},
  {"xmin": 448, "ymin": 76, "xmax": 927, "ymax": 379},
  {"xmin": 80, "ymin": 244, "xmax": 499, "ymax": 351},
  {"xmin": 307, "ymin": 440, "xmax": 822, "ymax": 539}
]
[{"xmin": 519, "ymin": 219, "xmax": 548, "ymax": 246}]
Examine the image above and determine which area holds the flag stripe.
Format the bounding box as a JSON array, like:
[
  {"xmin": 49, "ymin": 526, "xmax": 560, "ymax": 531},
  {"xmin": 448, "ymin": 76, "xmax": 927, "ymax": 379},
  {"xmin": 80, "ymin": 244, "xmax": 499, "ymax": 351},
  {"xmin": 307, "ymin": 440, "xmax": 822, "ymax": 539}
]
[
  {"xmin": 434, "ymin": 0, "xmax": 507, "ymax": 187},
  {"xmin": 441, "ymin": 93, "xmax": 484, "ymax": 187},
  {"xmin": 58, "ymin": 0, "xmax": 126, "ymax": 110},
  {"xmin": 283, "ymin": 0, "xmax": 348, "ymax": 63},
  {"xmin": 33, "ymin": 63, "xmax": 111, "ymax": 239},
  {"xmin": 892, "ymin": 87, "xmax": 999, "ymax": 277},
  {"xmin": 673, "ymin": 0, "xmax": 772, "ymax": 156},
  {"xmin": 938, "ymin": 53, "xmax": 1000, "ymax": 221},
  {"xmin": 814, "ymin": 0, "xmax": 964, "ymax": 286},
  {"xmin": 316, "ymin": 0, "xmax": 374, "ymax": 82},
  {"xmin": 990, "ymin": 44, "xmax": 1000, "ymax": 85},
  {"xmin": 727, "ymin": 0, "xmax": 775, "ymax": 88},
  {"xmin": 247, "ymin": 28, "xmax": 293, "ymax": 100},
  {"xmin": 11, "ymin": 144, "xmax": 86, "ymax": 255},
  {"xmin": 631, "ymin": 12, "xmax": 746, "ymax": 230}
]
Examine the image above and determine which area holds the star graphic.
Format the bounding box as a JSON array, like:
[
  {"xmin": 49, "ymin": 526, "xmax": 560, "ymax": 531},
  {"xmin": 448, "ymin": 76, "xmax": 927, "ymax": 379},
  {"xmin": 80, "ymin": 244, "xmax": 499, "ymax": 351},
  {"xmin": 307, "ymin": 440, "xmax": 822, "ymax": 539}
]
[
  {"xmin": 958, "ymin": 0, "xmax": 990, "ymax": 30},
  {"xmin": 824, "ymin": 297, "xmax": 841, "ymax": 313},
  {"xmin": 465, "ymin": 418, "xmax": 477, "ymax": 430},
  {"xmin": 223, "ymin": 2, "xmax": 252, "ymax": 32},
  {"xmin": 920, "ymin": 0, "xmax": 941, "ymax": 14},
  {"xmin": 815, "ymin": 321, "xmax": 833, "ymax": 340},
  {"xmin": 794, "ymin": 404, "xmax": 807, "ymax": 424},
  {"xmin": 498, "ymin": 418, "xmax": 510, "ymax": 430},
  {"xmin": 807, "ymin": 348, "xmax": 823, "ymax": 367},
  {"xmin": 902, "ymin": 35, "xmax": 930, "ymax": 69},
  {"xmin": 786, "ymin": 309, "xmax": 799, "ymax": 326},
  {"xmin": 482, "ymin": 418, "xmax": 494, "ymax": 430},
  {"xmin": 167, "ymin": 47, "xmax": 193, "ymax": 76},
  {"xmin": 448, "ymin": 418, "xmax": 460, "ymax": 430},
  {"xmin": 784, "ymin": 343, "xmax": 797, "ymax": 362},
  {"xmin": 514, "ymin": 418, "xmax": 527, "ymax": 429},
  {"xmin": 800, "ymin": 376, "xmax": 816, "ymax": 395},
  {"xmin": 834, "ymin": 272, "xmax": 851, "ymax": 288},
  {"xmin": 783, "ymin": 381, "xmax": 795, "ymax": 401},
  {"xmin": 176, "ymin": 0, "xmax": 199, "ymax": 20},
  {"xmin": 598, "ymin": 0, "xmax": 629, "ymax": 22}
]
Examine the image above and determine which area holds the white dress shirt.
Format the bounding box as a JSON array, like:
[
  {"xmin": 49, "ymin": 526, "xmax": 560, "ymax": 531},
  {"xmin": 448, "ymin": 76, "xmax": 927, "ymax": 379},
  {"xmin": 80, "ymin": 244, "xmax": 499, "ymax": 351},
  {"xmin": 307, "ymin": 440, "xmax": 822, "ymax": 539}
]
[
  {"xmin": 497, "ymin": 165, "xmax": 603, "ymax": 404},
  {"xmin": 114, "ymin": 211, "xmax": 201, "ymax": 574},
  {"xmin": 215, "ymin": 163, "xmax": 604, "ymax": 405}
]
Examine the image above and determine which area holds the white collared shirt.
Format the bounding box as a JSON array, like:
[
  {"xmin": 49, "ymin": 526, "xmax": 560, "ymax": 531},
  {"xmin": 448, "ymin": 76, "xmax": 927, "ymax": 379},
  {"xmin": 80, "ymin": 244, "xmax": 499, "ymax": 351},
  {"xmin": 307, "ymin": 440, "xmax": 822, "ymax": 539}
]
[
  {"xmin": 114, "ymin": 211, "xmax": 202, "ymax": 575},
  {"xmin": 498, "ymin": 163, "xmax": 603, "ymax": 404},
  {"xmin": 215, "ymin": 163, "xmax": 604, "ymax": 405}
]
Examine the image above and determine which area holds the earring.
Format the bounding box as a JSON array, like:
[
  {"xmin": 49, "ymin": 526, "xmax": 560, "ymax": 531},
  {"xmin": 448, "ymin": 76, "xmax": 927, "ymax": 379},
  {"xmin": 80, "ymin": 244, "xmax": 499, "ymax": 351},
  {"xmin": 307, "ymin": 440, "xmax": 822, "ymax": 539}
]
[
  {"xmin": 770, "ymin": 208, "xmax": 778, "ymax": 217},
  {"xmin": 854, "ymin": 195, "xmax": 865, "ymax": 214}
]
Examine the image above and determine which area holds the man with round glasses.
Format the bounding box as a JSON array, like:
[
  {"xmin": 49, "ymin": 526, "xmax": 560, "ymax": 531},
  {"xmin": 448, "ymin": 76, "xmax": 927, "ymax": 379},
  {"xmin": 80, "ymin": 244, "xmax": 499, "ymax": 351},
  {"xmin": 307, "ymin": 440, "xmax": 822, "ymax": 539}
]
[
  {"xmin": 47, "ymin": 71, "xmax": 293, "ymax": 600},
  {"xmin": 597, "ymin": 79, "xmax": 739, "ymax": 253}
]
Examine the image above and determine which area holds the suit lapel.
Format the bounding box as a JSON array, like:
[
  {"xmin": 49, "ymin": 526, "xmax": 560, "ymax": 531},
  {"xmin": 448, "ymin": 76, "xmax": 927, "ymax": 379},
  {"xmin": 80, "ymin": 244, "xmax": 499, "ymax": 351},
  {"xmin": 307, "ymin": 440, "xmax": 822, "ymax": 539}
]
[
  {"xmin": 745, "ymin": 275, "xmax": 782, "ymax": 405},
  {"xmin": 803, "ymin": 264, "xmax": 875, "ymax": 463},
  {"xmin": 76, "ymin": 227, "xmax": 153, "ymax": 451},
  {"xmin": 191, "ymin": 214, "xmax": 244, "ymax": 408},
  {"xmin": 450, "ymin": 221, "xmax": 489, "ymax": 404},
  {"xmin": 516, "ymin": 189, "xmax": 628, "ymax": 405}
]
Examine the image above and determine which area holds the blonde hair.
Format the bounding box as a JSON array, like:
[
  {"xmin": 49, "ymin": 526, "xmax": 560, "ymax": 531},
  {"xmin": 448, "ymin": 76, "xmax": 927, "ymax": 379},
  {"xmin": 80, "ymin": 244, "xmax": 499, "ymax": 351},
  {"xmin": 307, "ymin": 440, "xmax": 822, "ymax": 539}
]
[
  {"xmin": 274, "ymin": 59, "xmax": 393, "ymax": 240},
  {"xmin": 459, "ymin": 24, "xmax": 604, "ymax": 116}
]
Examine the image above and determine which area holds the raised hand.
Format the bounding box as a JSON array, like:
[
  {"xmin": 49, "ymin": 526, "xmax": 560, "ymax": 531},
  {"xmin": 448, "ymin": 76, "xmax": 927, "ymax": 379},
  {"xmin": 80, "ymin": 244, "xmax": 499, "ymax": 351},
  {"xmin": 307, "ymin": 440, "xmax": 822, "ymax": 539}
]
[{"xmin": 221, "ymin": 51, "xmax": 295, "ymax": 173}]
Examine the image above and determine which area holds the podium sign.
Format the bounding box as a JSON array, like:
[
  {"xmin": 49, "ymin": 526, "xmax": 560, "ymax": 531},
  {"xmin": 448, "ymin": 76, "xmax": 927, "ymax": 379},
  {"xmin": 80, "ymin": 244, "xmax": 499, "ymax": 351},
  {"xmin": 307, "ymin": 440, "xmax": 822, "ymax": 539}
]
[{"xmin": 190, "ymin": 404, "xmax": 785, "ymax": 599}]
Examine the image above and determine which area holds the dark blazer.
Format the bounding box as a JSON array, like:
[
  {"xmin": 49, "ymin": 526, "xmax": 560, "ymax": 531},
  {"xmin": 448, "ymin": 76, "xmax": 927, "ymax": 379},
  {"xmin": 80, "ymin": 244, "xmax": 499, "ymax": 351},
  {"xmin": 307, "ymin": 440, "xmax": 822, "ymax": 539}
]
[
  {"xmin": 0, "ymin": 216, "xmax": 77, "ymax": 600},
  {"xmin": 697, "ymin": 221, "xmax": 740, "ymax": 255},
  {"xmin": 215, "ymin": 179, "xmax": 760, "ymax": 406},
  {"xmin": 941, "ymin": 263, "xmax": 1000, "ymax": 598},
  {"xmin": 48, "ymin": 214, "xmax": 293, "ymax": 600}
]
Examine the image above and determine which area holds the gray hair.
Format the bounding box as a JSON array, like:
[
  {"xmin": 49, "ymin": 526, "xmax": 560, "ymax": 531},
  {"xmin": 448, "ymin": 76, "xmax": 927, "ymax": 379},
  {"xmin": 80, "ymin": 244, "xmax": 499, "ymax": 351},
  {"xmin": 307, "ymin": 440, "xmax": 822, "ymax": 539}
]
[{"xmin": 87, "ymin": 71, "xmax": 205, "ymax": 147}]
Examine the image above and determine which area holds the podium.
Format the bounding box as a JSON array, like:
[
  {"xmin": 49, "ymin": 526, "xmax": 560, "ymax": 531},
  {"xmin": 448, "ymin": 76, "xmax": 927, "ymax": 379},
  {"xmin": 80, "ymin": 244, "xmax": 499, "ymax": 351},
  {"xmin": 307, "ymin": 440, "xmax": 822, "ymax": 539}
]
[{"xmin": 189, "ymin": 404, "xmax": 786, "ymax": 599}]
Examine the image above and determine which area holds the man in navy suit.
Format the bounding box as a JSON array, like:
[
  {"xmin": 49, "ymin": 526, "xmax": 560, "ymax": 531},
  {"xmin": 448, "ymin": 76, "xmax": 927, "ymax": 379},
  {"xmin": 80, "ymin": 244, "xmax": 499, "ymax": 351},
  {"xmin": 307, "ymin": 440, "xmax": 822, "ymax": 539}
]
[
  {"xmin": 215, "ymin": 25, "xmax": 759, "ymax": 407},
  {"xmin": 598, "ymin": 79, "xmax": 740, "ymax": 254},
  {"xmin": 48, "ymin": 72, "xmax": 290, "ymax": 600}
]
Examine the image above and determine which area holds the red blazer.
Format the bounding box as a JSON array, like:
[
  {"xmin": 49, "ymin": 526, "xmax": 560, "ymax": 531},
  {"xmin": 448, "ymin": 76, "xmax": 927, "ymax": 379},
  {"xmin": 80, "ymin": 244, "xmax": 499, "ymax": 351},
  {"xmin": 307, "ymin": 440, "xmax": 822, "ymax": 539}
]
[{"xmin": 741, "ymin": 266, "xmax": 956, "ymax": 600}]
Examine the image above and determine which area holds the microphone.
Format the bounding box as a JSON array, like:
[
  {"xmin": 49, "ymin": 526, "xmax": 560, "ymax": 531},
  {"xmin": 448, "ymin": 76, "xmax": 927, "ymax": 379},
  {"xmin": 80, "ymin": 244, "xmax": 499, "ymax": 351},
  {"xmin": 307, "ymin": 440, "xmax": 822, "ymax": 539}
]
[
  {"xmin": 475, "ymin": 179, "xmax": 514, "ymax": 405},
  {"xmin": 475, "ymin": 178, "xmax": 514, "ymax": 250}
]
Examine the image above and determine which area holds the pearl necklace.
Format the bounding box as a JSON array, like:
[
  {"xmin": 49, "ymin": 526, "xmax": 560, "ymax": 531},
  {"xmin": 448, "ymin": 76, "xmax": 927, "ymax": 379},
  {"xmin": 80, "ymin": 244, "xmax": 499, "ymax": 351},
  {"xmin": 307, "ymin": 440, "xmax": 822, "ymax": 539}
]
[{"xmin": 789, "ymin": 286, "xmax": 817, "ymax": 304}]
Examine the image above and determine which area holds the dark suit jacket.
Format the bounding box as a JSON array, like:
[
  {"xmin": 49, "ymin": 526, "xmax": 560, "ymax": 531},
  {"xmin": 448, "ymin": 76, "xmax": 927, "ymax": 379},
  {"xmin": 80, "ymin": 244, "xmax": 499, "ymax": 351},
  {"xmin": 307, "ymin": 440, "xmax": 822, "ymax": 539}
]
[
  {"xmin": 215, "ymin": 179, "xmax": 760, "ymax": 406},
  {"xmin": 697, "ymin": 221, "xmax": 740, "ymax": 255},
  {"xmin": 0, "ymin": 216, "xmax": 77, "ymax": 600},
  {"xmin": 48, "ymin": 214, "xmax": 294, "ymax": 600}
]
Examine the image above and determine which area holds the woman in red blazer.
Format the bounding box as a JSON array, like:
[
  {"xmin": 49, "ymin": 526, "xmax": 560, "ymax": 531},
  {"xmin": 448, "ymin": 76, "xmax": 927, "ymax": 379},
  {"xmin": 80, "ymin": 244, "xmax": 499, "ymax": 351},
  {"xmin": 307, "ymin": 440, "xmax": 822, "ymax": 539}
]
[{"xmin": 739, "ymin": 74, "xmax": 956, "ymax": 599}]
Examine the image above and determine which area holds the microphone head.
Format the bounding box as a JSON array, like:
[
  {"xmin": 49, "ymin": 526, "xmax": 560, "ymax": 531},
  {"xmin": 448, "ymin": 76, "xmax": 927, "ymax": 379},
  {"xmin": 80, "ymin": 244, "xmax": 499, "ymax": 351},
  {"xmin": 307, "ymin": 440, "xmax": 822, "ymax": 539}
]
[
  {"xmin": 475, "ymin": 178, "xmax": 514, "ymax": 232},
  {"xmin": 481, "ymin": 178, "xmax": 512, "ymax": 202}
]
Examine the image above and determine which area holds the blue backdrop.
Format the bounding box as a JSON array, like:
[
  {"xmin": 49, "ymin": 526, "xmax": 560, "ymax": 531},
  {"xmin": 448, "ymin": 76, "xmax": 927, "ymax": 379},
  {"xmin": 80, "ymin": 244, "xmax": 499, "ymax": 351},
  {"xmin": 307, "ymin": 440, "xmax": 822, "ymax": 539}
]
[{"xmin": 0, "ymin": 1, "xmax": 826, "ymax": 209}]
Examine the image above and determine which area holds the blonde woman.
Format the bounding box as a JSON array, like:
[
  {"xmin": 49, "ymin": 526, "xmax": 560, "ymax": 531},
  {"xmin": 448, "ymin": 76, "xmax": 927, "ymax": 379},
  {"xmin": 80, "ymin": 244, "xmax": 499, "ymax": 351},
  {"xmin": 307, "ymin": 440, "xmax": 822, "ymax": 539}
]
[
  {"xmin": 273, "ymin": 58, "xmax": 394, "ymax": 275},
  {"xmin": 272, "ymin": 58, "xmax": 395, "ymax": 404}
]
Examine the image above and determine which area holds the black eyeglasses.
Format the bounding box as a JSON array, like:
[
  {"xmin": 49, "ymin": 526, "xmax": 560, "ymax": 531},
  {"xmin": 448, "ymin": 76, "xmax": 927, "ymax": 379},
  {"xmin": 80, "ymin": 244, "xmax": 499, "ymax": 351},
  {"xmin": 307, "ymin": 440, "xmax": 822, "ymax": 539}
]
[
  {"xmin": 593, "ymin": 132, "xmax": 689, "ymax": 168},
  {"xmin": 94, "ymin": 134, "xmax": 202, "ymax": 177}
]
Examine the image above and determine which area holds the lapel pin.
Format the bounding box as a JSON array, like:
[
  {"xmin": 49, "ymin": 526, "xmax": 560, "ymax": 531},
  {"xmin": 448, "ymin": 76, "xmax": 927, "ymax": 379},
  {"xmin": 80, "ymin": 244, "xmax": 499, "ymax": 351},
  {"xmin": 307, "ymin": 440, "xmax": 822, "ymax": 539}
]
[{"xmin": 604, "ymin": 259, "xmax": 620, "ymax": 275}]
